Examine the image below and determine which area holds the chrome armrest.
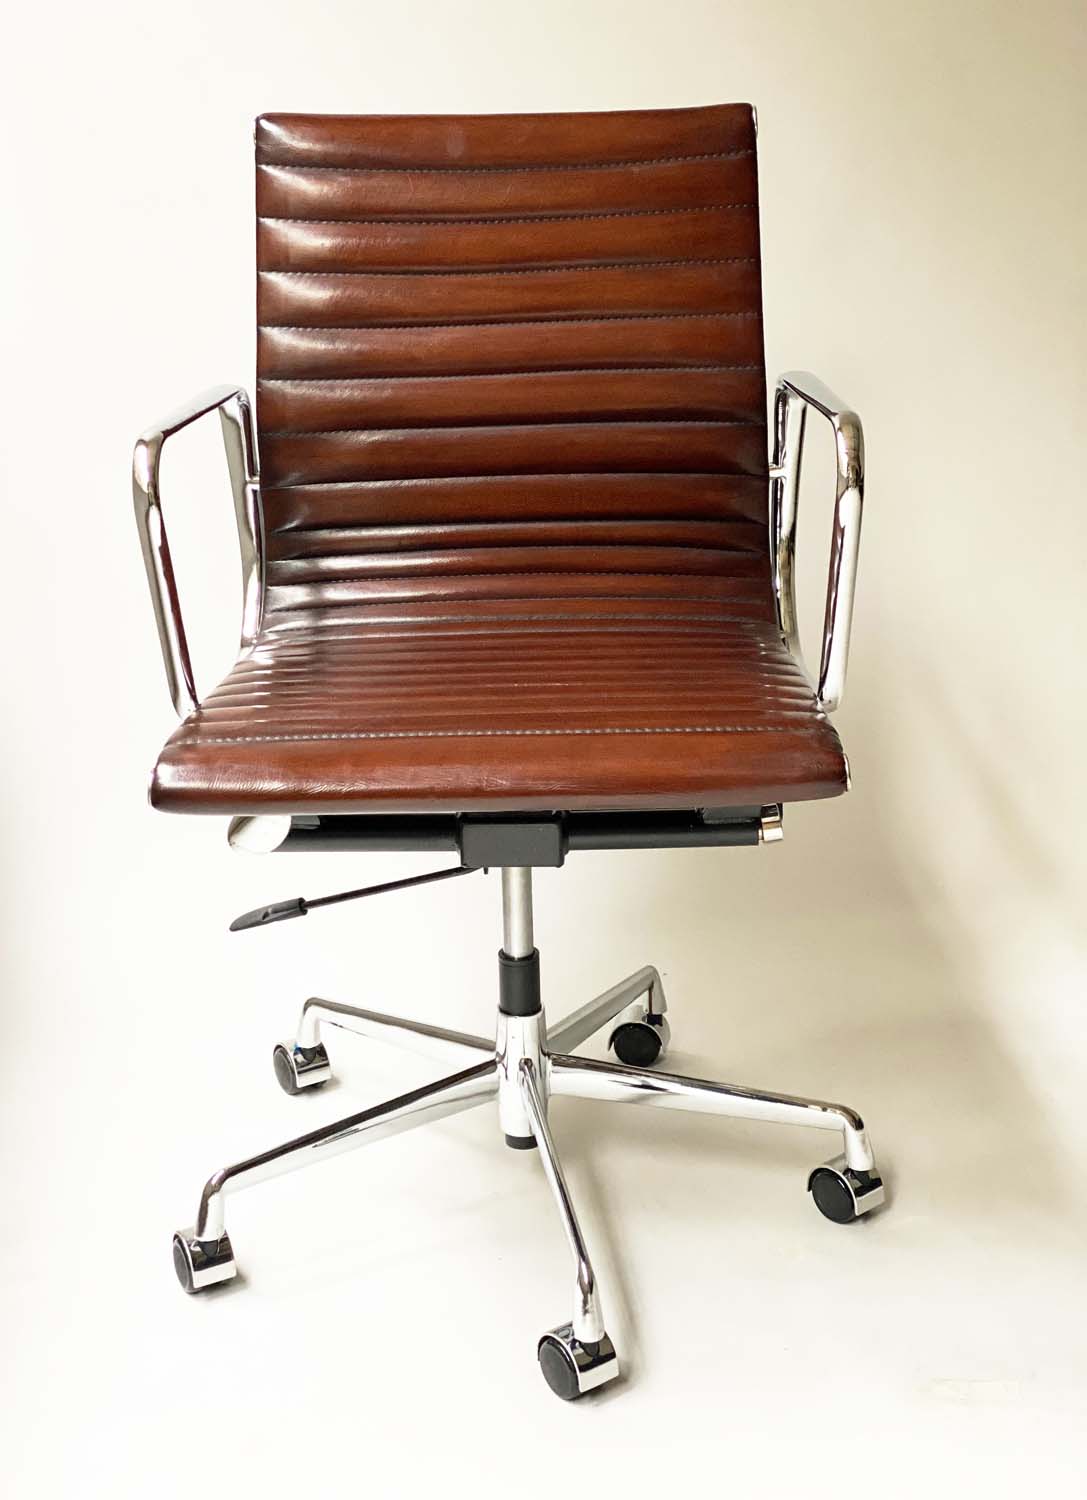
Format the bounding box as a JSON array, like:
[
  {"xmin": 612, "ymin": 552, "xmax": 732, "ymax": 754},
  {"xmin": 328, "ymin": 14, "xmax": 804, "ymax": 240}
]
[
  {"xmin": 769, "ymin": 371, "xmax": 865, "ymax": 712},
  {"xmin": 132, "ymin": 385, "xmax": 263, "ymax": 717}
]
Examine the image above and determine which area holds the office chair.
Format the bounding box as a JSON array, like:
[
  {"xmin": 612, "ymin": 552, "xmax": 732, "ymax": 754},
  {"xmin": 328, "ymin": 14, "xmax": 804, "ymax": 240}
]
[{"xmin": 133, "ymin": 104, "xmax": 883, "ymax": 1400}]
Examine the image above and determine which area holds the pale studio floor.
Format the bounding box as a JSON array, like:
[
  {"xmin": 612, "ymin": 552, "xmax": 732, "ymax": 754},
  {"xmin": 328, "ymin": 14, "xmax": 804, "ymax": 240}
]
[{"xmin": 3, "ymin": 823, "xmax": 1084, "ymax": 1499}]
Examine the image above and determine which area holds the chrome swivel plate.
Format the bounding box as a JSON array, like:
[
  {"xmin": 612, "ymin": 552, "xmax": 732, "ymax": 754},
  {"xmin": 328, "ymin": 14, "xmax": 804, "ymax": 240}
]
[
  {"xmin": 537, "ymin": 1324, "xmax": 619, "ymax": 1400},
  {"xmin": 172, "ymin": 1229, "xmax": 237, "ymax": 1293},
  {"xmin": 272, "ymin": 1040, "xmax": 332, "ymax": 1095},
  {"xmin": 808, "ymin": 1154, "xmax": 886, "ymax": 1224}
]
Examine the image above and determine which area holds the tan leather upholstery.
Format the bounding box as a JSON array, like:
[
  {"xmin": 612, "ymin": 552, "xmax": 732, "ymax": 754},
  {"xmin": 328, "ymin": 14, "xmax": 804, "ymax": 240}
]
[{"xmin": 151, "ymin": 105, "xmax": 847, "ymax": 814}]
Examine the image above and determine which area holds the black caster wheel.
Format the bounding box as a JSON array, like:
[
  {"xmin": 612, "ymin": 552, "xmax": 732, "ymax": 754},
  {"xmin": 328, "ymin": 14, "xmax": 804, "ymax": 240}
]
[
  {"xmin": 608, "ymin": 1014, "xmax": 670, "ymax": 1068},
  {"xmin": 537, "ymin": 1324, "xmax": 619, "ymax": 1400},
  {"xmin": 808, "ymin": 1157, "xmax": 886, "ymax": 1223},
  {"xmin": 172, "ymin": 1229, "xmax": 237, "ymax": 1293},
  {"xmin": 272, "ymin": 1040, "xmax": 331, "ymax": 1095},
  {"xmin": 809, "ymin": 1167, "xmax": 857, "ymax": 1223}
]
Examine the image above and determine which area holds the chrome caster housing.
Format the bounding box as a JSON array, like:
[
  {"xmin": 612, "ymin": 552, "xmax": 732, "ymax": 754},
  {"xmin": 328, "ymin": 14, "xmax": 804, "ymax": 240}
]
[
  {"xmin": 537, "ymin": 1323, "xmax": 619, "ymax": 1400},
  {"xmin": 172, "ymin": 1229, "xmax": 237, "ymax": 1293},
  {"xmin": 608, "ymin": 1010, "xmax": 670, "ymax": 1068},
  {"xmin": 272, "ymin": 1040, "xmax": 332, "ymax": 1095},
  {"xmin": 808, "ymin": 1154, "xmax": 885, "ymax": 1223}
]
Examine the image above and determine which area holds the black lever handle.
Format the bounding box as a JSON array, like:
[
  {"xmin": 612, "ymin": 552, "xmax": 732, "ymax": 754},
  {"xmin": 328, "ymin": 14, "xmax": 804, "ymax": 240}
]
[
  {"xmin": 230, "ymin": 897, "xmax": 309, "ymax": 932},
  {"xmin": 230, "ymin": 864, "xmax": 477, "ymax": 933}
]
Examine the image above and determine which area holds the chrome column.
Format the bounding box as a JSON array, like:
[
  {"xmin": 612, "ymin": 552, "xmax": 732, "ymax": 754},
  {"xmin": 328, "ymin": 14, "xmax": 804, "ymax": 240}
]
[
  {"xmin": 501, "ymin": 867, "xmax": 534, "ymax": 957},
  {"xmin": 495, "ymin": 867, "xmax": 544, "ymax": 1140},
  {"xmin": 495, "ymin": 1009, "xmax": 546, "ymax": 1141}
]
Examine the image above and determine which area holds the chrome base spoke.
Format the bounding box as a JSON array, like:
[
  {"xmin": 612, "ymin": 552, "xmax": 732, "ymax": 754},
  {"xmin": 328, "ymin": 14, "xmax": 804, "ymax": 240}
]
[{"xmin": 173, "ymin": 866, "xmax": 884, "ymax": 1399}]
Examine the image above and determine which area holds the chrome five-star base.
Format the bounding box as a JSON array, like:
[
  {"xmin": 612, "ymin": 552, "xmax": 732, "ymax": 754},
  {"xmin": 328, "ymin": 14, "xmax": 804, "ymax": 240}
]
[{"xmin": 172, "ymin": 867, "xmax": 885, "ymax": 1400}]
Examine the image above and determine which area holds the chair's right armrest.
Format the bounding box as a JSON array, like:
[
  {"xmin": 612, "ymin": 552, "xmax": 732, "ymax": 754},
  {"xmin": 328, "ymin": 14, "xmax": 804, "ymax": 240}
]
[
  {"xmin": 132, "ymin": 385, "xmax": 262, "ymax": 717},
  {"xmin": 769, "ymin": 372, "xmax": 865, "ymax": 712}
]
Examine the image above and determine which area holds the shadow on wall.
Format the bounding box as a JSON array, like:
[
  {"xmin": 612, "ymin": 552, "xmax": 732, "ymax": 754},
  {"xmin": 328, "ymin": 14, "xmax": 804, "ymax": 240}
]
[
  {"xmin": 544, "ymin": 624, "xmax": 1083, "ymax": 1250},
  {"xmin": 859, "ymin": 626, "xmax": 1087, "ymax": 1157}
]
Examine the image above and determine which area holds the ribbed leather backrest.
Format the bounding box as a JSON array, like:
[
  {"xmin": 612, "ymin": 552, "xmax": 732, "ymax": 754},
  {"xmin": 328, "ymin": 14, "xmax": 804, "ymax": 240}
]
[{"xmin": 255, "ymin": 106, "xmax": 771, "ymax": 627}]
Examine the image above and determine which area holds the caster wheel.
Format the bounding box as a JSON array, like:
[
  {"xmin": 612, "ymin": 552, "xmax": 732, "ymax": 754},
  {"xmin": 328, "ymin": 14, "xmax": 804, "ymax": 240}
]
[
  {"xmin": 172, "ymin": 1229, "xmax": 237, "ymax": 1293},
  {"xmin": 272, "ymin": 1040, "xmax": 331, "ymax": 1095},
  {"xmin": 537, "ymin": 1324, "xmax": 619, "ymax": 1400},
  {"xmin": 809, "ymin": 1167, "xmax": 857, "ymax": 1223},
  {"xmin": 808, "ymin": 1156, "xmax": 885, "ymax": 1223},
  {"xmin": 609, "ymin": 1014, "xmax": 670, "ymax": 1068}
]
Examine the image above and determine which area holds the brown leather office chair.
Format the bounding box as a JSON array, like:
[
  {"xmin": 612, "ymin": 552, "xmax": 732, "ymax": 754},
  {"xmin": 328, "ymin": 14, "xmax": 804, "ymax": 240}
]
[{"xmin": 133, "ymin": 104, "xmax": 883, "ymax": 1400}]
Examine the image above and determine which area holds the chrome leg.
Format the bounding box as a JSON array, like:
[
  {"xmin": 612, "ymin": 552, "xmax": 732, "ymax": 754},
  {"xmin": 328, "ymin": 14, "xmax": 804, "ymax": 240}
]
[
  {"xmin": 177, "ymin": 1060, "xmax": 498, "ymax": 1274},
  {"xmin": 546, "ymin": 964, "xmax": 665, "ymax": 1055},
  {"xmin": 296, "ymin": 997, "xmax": 490, "ymax": 1062},
  {"xmin": 173, "ymin": 863, "xmax": 886, "ymax": 1392},
  {"xmin": 274, "ymin": 998, "xmax": 491, "ymax": 1094},
  {"xmin": 519, "ymin": 1059, "xmax": 620, "ymax": 1397},
  {"xmin": 518, "ymin": 1060, "xmax": 605, "ymax": 1345},
  {"xmin": 548, "ymin": 1052, "xmax": 880, "ymax": 1179}
]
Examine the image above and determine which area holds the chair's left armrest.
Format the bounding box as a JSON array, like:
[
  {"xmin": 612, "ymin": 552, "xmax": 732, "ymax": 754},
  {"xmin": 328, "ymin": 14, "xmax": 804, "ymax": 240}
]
[
  {"xmin": 132, "ymin": 385, "xmax": 263, "ymax": 717},
  {"xmin": 769, "ymin": 371, "xmax": 865, "ymax": 712}
]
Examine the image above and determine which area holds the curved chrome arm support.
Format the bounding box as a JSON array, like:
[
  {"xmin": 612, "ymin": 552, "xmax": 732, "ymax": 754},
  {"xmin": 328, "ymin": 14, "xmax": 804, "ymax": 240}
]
[
  {"xmin": 770, "ymin": 371, "xmax": 865, "ymax": 712},
  {"xmin": 131, "ymin": 385, "xmax": 263, "ymax": 717}
]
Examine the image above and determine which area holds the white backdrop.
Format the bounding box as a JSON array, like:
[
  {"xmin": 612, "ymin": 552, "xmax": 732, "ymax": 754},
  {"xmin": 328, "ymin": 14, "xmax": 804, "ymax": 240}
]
[{"xmin": 2, "ymin": 2, "xmax": 1084, "ymax": 1495}]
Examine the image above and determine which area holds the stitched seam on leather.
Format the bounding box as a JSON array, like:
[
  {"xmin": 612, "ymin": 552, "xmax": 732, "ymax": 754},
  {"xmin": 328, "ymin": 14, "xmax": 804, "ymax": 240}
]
[
  {"xmin": 269, "ymin": 531, "xmax": 765, "ymax": 548},
  {"xmin": 253, "ymin": 204, "xmax": 755, "ymax": 226},
  {"xmin": 261, "ymin": 621, "xmax": 767, "ymax": 637},
  {"xmin": 264, "ymin": 598, "xmax": 765, "ymax": 619},
  {"xmin": 213, "ymin": 672, "xmax": 807, "ymax": 686},
  {"xmin": 260, "ymin": 365, "xmax": 764, "ymax": 384},
  {"xmin": 258, "ymin": 258, "xmax": 760, "ymax": 274},
  {"xmin": 238, "ymin": 648, "xmax": 782, "ymax": 666},
  {"xmin": 263, "ymin": 471, "xmax": 768, "ymax": 488},
  {"xmin": 267, "ymin": 566, "xmax": 763, "ymax": 580},
  {"xmin": 268, "ymin": 534, "xmax": 766, "ymax": 553},
  {"xmin": 180, "ymin": 725, "xmax": 797, "ymax": 745},
  {"xmin": 238, "ymin": 637, "xmax": 782, "ymax": 653},
  {"xmin": 262, "ymin": 420, "xmax": 764, "ymax": 437},
  {"xmin": 260, "ymin": 604, "xmax": 770, "ymax": 618},
  {"xmin": 269, "ymin": 540, "xmax": 767, "ymax": 558},
  {"xmin": 259, "ymin": 604, "xmax": 770, "ymax": 619},
  {"xmin": 256, "ymin": 150, "xmax": 755, "ymax": 173},
  {"xmin": 261, "ymin": 311, "xmax": 760, "ymax": 330},
  {"xmin": 250, "ymin": 616, "xmax": 771, "ymax": 638}
]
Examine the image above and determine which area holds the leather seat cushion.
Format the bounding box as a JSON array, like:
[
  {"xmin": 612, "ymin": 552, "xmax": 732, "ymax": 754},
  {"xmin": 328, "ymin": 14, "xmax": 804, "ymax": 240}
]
[{"xmin": 151, "ymin": 605, "xmax": 847, "ymax": 813}]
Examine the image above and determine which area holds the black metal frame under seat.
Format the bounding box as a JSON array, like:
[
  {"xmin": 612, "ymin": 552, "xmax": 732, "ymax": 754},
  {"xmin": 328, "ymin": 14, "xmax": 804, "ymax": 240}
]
[{"xmin": 259, "ymin": 804, "xmax": 782, "ymax": 866}]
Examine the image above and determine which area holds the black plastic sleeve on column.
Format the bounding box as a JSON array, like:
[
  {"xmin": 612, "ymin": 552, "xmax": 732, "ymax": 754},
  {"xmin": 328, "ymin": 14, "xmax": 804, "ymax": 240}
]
[{"xmin": 498, "ymin": 948, "xmax": 542, "ymax": 1016}]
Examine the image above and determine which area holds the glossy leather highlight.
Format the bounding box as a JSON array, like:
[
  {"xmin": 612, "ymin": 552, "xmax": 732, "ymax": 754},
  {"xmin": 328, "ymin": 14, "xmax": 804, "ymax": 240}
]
[{"xmin": 151, "ymin": 105, "xmax": 847, "ymax": 814}]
